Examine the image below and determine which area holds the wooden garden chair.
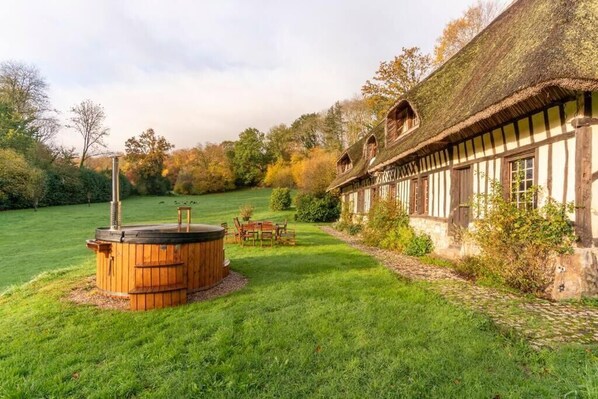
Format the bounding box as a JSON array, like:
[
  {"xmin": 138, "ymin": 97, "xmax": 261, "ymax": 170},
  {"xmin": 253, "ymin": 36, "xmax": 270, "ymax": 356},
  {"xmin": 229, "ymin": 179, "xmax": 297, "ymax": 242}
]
[
  {"xmin": 221, "ymin": 222, "xmax": 235, "ymax": 243},
  {"xmin": 260, "ymin": 221, "xmax": 275, "ymax": 247},
  {"xmin": 233, "ymin": 217, "xmax": 245, "ymax": 244},
  {"xmin": 277, "ymin": 226, "xmax": 296, "ymax": 246},
  {"xmin": 240, "ymin": 221, "xmax": 258, "ymax": 247},
  {"xmin": 275, "ymin": 219, "xmax": 287, "ymax": 240}
]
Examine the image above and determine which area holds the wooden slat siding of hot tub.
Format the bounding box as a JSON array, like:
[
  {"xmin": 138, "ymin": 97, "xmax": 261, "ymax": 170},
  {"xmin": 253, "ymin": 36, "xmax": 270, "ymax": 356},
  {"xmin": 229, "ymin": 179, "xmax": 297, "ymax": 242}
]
[
  {"xmin": 177, "ymin": 245, "xmax": 185, "ymax": 292},
  {"xmin": 147, "ymin": 245, "xmax": 155, "ymax": 310},
  {"xmin": 187, "ymin": 242, "xmax": 199, "ymax": 291},
  {"xmin": 215, "ymin": 240, "xmax": 222, "ymax": 282},
  {"xmin": 122, "ymin": 244, "xmax": 129, "ymax": 294},
  {"xmin": 114, "ymin": 244, "xmax": 122, "ymax": 294},
  {"xmin": 130, "ymin": 243, "xmax": 189, "ymax": 310},
  {"xmin": 211, "ymin": 241, "xmax": 223, "ymax": 284},
  {"xmin": 128, "ymin": 244, "xmax": 136, "ymax": 294},
  {"xmin": 209, "ymin": 241, "xmax": 216, "ymax": 284},
  {"xmin": 210, "ymin": 240, "xmax": 216, "ymax": 284},
  {"xmin": 213, "ymin": 240, "xmax": 221, "ymax": 283},
  {"xmin": 204, "ymin": 241, "xmax": 211, "ymax": 287},
  {"xmin": 146, "ymin": 246, "xmax": 156, "ymax": 309},
  {"xmin": 196, "ymin": 242, "xmax": 203, "ymax": 288},
  {"xmin": 96, "ymin": 247, "xmax": 105, "ymax": 293},
  {"xmin": 151, "ymin": 245, "xmax": 160, "ymax": 289},
  {"xmin": 201, "ymin": 241, "xmax": 209, "ymax": 288},
  {"xmin": 155, "ymin": 246, "xmax": 164, "ymax": 309},
  {"xmin": 111, "ymin": 244, "xmax": 118, "ymax": 293},
  {"xmin": 134, "ymin": 245, "xmax": 145, "ymax": 310}
]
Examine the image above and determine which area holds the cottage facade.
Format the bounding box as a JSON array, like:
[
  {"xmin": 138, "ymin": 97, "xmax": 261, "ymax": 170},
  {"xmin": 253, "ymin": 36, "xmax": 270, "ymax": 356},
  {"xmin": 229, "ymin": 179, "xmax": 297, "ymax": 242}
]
[{"xmin": 328, "ymin": 0, "xmax": 598, "ymax": 299}]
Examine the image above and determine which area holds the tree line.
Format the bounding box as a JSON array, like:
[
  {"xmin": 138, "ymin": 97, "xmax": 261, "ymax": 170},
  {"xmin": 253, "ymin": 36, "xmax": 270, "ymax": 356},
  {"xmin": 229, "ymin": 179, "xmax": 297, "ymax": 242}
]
[{"xmin": 0, "ymin": 1, "xmax": 500, "ymax": 210}]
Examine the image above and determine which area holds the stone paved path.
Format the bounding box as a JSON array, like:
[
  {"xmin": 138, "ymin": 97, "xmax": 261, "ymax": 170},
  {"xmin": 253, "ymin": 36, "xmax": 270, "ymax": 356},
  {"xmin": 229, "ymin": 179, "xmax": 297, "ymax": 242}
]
[{"xmin": 322, "ymin": 226, "xmax": 598, "ymax": 348}]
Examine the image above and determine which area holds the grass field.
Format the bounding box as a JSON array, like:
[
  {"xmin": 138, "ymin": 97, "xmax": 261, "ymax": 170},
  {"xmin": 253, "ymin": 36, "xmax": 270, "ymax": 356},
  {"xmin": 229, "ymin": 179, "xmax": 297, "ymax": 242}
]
[{"xmin": 0, "ymin": 189, "xmax": 597, "ymax": 398}]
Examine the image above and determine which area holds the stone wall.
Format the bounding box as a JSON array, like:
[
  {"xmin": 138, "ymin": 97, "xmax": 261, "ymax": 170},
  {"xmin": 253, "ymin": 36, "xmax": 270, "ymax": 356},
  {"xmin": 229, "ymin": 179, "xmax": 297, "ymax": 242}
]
[
  {"xmin": 351, "ymin": 212, "xmax": 598, "ymax": 300},
  {"xmin": 407, "ymin": 217, "xmax": 598, "ymax": 300},
  {"xmin": 552, "ymin": 249, "xmax": 598, "ymax": 300},
  {"xmin": 409, "ymin": 217, "xmax": 452, "ymax": 252}
]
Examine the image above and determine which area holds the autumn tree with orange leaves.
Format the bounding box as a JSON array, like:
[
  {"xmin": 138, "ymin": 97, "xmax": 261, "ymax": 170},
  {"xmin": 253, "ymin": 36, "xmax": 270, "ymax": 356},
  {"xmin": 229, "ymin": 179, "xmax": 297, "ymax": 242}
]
[
  {"xmin": 433, "ymin": 0, "xmax": 503, "ymax": 66},
  {"xmin": 361, "ymin": 47, "xmax": 432, "ymax": 121}
]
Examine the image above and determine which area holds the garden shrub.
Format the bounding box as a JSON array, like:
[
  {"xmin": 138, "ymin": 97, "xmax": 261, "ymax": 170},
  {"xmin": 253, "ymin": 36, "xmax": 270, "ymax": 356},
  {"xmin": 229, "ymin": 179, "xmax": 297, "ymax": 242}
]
[
  {"xmin": 347, "ymin": 224, "xmax": 363, "ymax": 236},
  {"xmin": 270, "ymin": 188, "xmax": 292, "ymax": 211},
  {"xmin": 403, "ymin": 232, "xmax": 434, "ymax": 257},
  {"xmin": 0, "ymin": 148, "xmax": 45, "ymax": 210},
  {"xmin": 80, "ymin": 168, "xmax": 111, "ymax": 203},
  {"xmin": 42, "ymin": 165, "xmax": 86, "ymax": 206},
  {"xmin": 468, "ymin": 180, "xmax": 576, "ymax": 295},
  {"xmin": 380, "ymin": 225, "xmax": 414, "ymax": 252},
  {"xmin": 454, "ymin": 256, "xmax": 488, "ymax": 280},
  {"xmin": 295, "ymin": 192, "xmax": 340, "ymax": 223},
  {"xmin": 362, "ymin": 198, "xmax": 432, "ymax": 257},
  {"xmin": 334, "ymin": 200, "xmax": 354, "ymax": 232},
  {"xmin": 363, "ymin": 198, "xmax": 409, "ymax": 247}
]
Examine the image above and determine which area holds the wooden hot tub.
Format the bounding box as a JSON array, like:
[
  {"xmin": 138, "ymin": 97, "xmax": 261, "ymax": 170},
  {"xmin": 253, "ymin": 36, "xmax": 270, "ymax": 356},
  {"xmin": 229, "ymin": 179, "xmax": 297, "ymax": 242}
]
[{"xmin": 86, "ymin": 223, "xmax": 228, "ymax": 311}]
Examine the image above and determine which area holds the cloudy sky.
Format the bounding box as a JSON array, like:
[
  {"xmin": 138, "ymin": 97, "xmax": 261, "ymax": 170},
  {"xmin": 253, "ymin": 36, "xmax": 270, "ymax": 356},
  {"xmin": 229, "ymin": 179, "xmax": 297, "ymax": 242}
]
[{"xmin": 1, "ymin": 0, "xmax": 485, "ymax": 153}]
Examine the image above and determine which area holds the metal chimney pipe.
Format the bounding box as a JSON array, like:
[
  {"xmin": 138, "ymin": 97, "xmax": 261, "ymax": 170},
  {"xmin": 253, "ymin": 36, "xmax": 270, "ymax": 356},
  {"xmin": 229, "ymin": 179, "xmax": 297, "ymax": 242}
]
[{"xmin": 110, "ymin": 156, "xmax": 122, "ymax": 230}]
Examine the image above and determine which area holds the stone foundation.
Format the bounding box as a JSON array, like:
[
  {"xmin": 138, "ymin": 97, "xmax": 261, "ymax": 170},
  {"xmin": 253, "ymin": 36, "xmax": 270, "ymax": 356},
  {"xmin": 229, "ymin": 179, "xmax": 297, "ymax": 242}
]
[
  {"xmin": 406, "ymin": 217, "xmax": 598, "ymax": 300},
  {"xmin": 409, "ymin": 217, "xmax": 452, "ymax": 252},
  {"xmin": 552, "ymin": 249, "xmax": 598, "ymax": 300},
  {"xmin": 347, "ymin": 212, "xmax": 598, "ymax": 300}
]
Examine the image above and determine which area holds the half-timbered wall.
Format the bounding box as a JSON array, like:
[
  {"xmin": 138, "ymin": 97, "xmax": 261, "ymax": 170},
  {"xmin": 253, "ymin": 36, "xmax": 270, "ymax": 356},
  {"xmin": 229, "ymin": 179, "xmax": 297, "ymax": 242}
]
[{"xmin": 340, "ymin": 95, "xmax": 596, "ymax": 248}]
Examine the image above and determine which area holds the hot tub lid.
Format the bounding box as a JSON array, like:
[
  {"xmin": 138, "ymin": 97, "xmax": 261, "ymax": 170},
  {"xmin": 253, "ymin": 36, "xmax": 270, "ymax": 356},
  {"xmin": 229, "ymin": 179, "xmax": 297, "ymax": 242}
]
[{"xmin": 95, "ymin": 224, "xmax": 225, "ymax": 244}]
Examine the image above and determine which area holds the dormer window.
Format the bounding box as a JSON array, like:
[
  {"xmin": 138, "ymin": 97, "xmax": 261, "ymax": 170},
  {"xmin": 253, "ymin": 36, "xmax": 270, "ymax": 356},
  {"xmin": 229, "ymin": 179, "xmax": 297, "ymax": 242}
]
[
  {"xmin": 337, "ymin": 154, "xmax": 352, "ymax": 174},
  {"xmin": 365, "ymin": 135, "xmax": 377, "ymax": 163},
  {"xmin": 387, "ymin": 102, "xmax": 419, "ymax": 142}
]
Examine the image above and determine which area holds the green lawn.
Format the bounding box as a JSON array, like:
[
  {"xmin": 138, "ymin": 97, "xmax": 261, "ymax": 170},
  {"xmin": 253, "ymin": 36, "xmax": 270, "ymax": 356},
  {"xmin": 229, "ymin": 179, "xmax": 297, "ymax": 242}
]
[{"xmin": 0, "ymin": 189, "xmax": 597, "ymax": 398}]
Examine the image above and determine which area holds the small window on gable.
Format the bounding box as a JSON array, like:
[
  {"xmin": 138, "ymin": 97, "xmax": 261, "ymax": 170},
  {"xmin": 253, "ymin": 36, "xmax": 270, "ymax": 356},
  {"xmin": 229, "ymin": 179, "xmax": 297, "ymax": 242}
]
[
  {"xmin": 337, "ymin": 154, "xmax": 352, "ymax": 174},
  {"xmin": 387, "ymin": 103, "xmax": 419, "ymax": 142},
  {"xmin": 365, "ymin": 135, "xmax": 377, "ymax": 162}
]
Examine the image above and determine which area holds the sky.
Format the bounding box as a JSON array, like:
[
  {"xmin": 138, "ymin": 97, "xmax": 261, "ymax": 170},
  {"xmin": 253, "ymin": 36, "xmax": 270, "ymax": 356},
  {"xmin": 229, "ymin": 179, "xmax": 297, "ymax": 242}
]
[{"xmin": 0, "ymin": 0, "xmax": 483, "ymax": 153}]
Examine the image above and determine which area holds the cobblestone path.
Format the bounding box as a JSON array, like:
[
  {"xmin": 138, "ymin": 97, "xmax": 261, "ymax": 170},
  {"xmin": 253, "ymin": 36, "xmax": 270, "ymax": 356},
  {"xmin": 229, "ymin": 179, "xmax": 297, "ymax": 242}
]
[{"xmin": 322, "ymin": 226, "xmax": 598, "ymax": 348}]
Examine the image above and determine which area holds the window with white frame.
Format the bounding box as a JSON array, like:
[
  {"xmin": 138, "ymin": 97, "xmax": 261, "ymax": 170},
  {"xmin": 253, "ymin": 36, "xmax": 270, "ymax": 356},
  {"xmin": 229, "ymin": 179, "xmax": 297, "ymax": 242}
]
[{"xmin": 509, "ymin": 156, "xmax": 535, "ymax": 209}]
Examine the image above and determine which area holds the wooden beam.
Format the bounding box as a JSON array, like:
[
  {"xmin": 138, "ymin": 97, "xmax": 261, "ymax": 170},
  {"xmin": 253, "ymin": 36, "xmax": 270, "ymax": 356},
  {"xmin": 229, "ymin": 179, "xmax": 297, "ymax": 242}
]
[{"xmin": 575, "ymin": 92, "xmax": 593, "ymax": 247}]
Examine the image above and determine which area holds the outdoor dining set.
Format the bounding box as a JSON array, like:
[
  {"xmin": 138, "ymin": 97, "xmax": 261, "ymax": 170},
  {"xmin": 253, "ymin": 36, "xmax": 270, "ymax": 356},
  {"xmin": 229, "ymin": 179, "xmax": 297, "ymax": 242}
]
[{"xmin": 221, "ymin": 218, "xmax": 296, "ymax": 247}]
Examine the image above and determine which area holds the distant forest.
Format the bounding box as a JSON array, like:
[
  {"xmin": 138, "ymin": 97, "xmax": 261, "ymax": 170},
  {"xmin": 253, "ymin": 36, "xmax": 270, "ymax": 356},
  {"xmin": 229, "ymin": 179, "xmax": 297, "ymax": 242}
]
[{"xmin": 0, "ymin": 1, "xmax": 502, "ymax": 210}]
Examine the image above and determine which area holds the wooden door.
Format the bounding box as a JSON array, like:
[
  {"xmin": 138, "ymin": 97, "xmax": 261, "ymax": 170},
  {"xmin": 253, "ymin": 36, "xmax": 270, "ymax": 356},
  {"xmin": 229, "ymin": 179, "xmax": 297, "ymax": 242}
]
[{"xmin": 453, "ymin": 167, "xmax": 472, "ymax": 228}]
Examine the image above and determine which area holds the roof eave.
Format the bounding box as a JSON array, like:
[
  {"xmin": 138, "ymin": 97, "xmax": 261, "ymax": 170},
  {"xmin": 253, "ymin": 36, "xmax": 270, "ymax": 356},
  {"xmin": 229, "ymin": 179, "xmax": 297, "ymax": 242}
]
[{"xmin": 369, "ymin": 78, "xmax": 598, "ymax": 173}]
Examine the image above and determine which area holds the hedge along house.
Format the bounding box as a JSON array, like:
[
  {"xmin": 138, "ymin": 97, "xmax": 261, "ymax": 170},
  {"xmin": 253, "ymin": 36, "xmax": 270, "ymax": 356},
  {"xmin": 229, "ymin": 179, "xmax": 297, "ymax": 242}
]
[{"xmin": 328, "ymin": 0, "xmax": 598, "ymax": 300}]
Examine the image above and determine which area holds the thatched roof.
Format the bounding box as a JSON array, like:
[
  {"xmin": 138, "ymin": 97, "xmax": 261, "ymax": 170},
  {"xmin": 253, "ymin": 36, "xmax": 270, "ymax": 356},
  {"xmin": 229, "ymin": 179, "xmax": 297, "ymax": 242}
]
[
  {"xmin": 329, "ymin": 0, "xmax": 598, "ymax": 190},
  {"xmin": 329, "ymin": 122, "xmax": 385, "ymax": 190}
]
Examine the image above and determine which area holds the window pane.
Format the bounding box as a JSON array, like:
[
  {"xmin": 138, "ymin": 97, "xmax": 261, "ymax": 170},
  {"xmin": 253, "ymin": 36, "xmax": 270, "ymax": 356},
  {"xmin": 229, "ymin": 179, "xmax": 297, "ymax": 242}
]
[
  {"xmin": 526, "ymin": 168, "xmax": 533, "ymax": 179},
  {"xmin": 509, "ymin": 156, "xmax": 535, "ymax": 209}
]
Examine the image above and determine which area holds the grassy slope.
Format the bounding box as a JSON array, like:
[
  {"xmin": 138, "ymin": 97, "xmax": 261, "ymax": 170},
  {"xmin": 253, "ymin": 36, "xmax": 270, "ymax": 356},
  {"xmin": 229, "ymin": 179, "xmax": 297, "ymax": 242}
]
[
  {"xmin": 0, "ymin": 189, "xmax": 596, "ymax": 398},
  {"xmin": 0, "ymin": 189, "xmax": 278, "ymax": 290}
]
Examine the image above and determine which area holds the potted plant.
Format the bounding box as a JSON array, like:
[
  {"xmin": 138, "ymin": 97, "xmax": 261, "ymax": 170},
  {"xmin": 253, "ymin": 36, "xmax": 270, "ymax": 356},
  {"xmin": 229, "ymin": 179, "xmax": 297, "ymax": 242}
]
[{"xmin": 239, "ymin": 203, "xmax": 254, "ymax": 221}]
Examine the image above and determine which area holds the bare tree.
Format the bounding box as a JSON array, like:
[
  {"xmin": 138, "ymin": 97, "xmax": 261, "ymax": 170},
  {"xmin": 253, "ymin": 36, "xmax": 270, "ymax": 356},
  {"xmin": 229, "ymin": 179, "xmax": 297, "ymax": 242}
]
[
  {"xmin": 0, "ymin": 61, "xmax": 49, "ymax": 116},
  {"xmin": 0, "ymin": 61, "xmax": 60, "ymax": 143},
  {"xmin": 68, "ymin": 99, "xmax": 110, "ymax": 168},
  {"xmin": 34, "ymin": 115, "xmax": 60, "ymax": 144}
]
